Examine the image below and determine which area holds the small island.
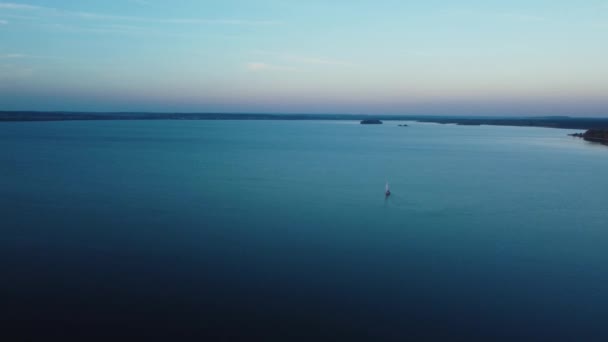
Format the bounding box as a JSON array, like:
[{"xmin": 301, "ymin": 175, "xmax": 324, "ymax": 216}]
[{"xmin": 360, "ymin": 119, "xmax": 382, "ymax": 124}]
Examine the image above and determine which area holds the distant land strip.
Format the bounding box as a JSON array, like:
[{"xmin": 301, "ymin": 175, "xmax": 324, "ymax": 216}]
[
  {"xmin": 569, "ymin": 129, "xmax": 608, "ymax": 145},
  {"xmin": 1, "ymin": 111, "xmax": 608, "ymax": 130}
]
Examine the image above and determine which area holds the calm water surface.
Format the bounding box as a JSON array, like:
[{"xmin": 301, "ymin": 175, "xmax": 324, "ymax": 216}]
[{"xmin": 1, "ymin": 120, "xmax": 607, "ymax": 340}]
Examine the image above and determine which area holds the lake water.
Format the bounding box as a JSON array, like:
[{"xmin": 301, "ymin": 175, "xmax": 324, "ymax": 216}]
[{"xmin": 2, "ymin": 120, "xmax": 608, "ymax": 340}]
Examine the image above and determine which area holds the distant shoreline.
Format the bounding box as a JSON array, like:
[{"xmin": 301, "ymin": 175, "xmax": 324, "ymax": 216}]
[{"xmin": 1, "ymin": 111, "xmax": 608, "ymax": 130}]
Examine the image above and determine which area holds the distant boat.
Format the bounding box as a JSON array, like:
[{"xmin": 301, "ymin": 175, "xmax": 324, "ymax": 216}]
[{"xmin": 385, "ymin": 182, "xmax": 391, "ymax": 197}]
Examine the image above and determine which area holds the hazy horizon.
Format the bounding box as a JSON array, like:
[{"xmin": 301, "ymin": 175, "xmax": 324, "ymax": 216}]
[
  {"xmin": 2, "ymin": 110, "xmax": 607, "ymax": 119},
  {"xmin": 1, "ymin": 1, "xmax": 607, "ymax": 116}
]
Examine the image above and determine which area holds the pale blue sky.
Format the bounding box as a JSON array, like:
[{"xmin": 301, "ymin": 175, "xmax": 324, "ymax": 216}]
[{"xmin": 1, "ymin": 0, "xmax": 607, "ymax": 115}]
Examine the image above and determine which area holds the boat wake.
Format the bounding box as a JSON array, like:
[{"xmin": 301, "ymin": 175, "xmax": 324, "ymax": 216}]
[{"xmin": 384, "ymin": 192, "xmax": 417, "ymax": 208}]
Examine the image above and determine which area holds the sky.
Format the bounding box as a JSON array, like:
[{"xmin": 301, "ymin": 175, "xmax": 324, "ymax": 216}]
[{"xmin": 0, "ymin": 0, "xmax": 607, "ymax": 115}]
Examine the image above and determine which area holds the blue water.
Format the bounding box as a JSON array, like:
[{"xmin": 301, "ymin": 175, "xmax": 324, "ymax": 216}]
[{"xmin": 2, "ymin": 120, "xmax": 608, "ymax": 340}]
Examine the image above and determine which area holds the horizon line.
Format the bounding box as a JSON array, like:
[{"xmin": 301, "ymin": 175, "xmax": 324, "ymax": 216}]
[{"xmin": 2, "ymin": 110, "xmax": 608, "ymax": 119}]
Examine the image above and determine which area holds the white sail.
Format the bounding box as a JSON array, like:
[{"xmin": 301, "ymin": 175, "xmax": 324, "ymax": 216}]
[{"xmin": 385, "ymin": 182, "xmax": 389, "ymax": 192}]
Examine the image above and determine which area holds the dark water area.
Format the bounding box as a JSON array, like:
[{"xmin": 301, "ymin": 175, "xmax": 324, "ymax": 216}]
[{"xmin": 2, "ymin": 120, "xmax": 608, "ymax": 340}]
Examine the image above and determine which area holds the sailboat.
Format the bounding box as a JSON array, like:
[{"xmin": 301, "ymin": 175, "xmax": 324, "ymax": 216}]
[{"xmin": 385, "ymin": 181, "xmax": 391, "ymax": 197}]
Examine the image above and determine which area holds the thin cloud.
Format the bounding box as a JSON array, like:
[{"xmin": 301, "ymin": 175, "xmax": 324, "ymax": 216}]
[
  {"xmin": 0, "ymin": 53, "xmax": 67, "ymax": 60},
  {"xmin": 441, "ymin": 8, "xmax": 547, "ymax": 23},
  {"xmin": 0, "ymin": 2, "xmax": 279, "ymax": 26},
  {"xmin": 246, "ymin": 62, "xmax": 297, "ymax": 72},
  {"xmin": 129, "ymin": 0, "xmax": 151, "ymax": 5},
  {"xmin": 0, "ymin": 2, "xmax": 41, "ymax": 10},
  {"xmin": 252, "ymin": 51, "xmax": 357, "ymax": 67},
  {"xmin": 0, "ymin": 13, "xmax": 35, "ymax": 19},
  {"xmin": 0, "ymin": 53, "xmax": 24, "ymax": 58},
  {"xmin": 159, "ymin": 18, "xmax": 279, "ymax": 25},
  {"xmin": 500, "ymin": 13, "xmax": 545, "ymax": 22},
  {"xmin": 42, "ymin": 22, "xmax": 211, "ymax": 38},
  {"xmin": 0, "ymin": 19, "xmax": 7, "ymax": 24},
  {"xmin": 285, "ymin": 55, "xmax": 357, "ymax": 67},
  {"xmin": 69, "ymin": 13, "xmax": 280, "ymax": 26}
]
